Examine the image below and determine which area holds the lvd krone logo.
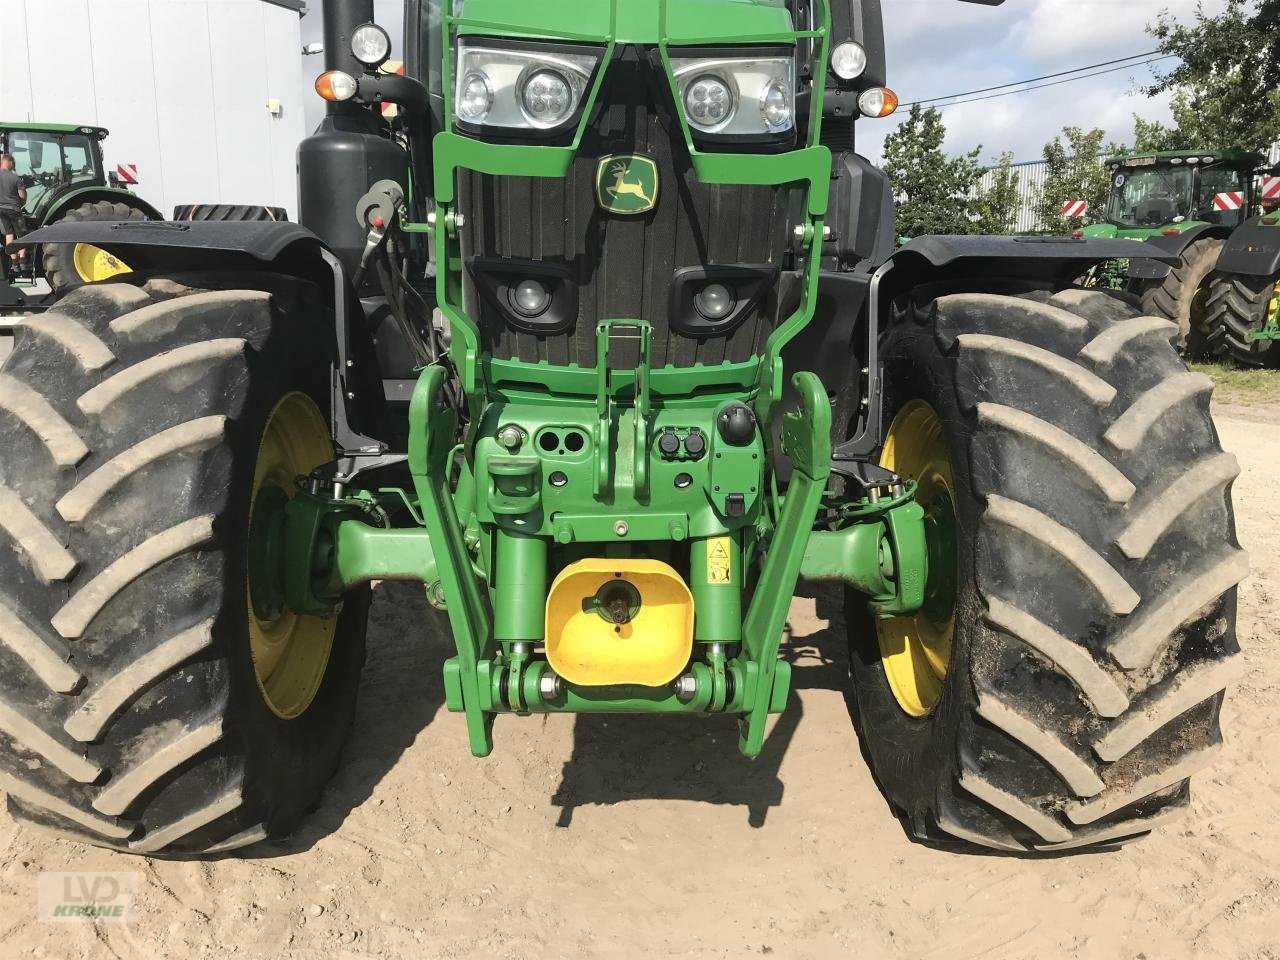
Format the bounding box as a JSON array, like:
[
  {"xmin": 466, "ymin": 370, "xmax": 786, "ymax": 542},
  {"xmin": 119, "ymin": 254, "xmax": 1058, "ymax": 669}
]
[
  {"xmin": 39, "ymin": 871, "xmax": 138, "ymax": 922},
  {"xmin": 596, "ymin": 155, "xmax": 658, "ymax": 215}
]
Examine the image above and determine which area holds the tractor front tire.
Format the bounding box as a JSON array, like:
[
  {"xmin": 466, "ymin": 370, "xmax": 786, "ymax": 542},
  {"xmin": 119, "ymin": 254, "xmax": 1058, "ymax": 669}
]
[
  {"xmin": 41, "ymin": 201, "xmax": 146, "ymax": 293},
  {"xmin": 1137, "ymin": 237, "xmax": 1222, "ymax": 355},
  {"xmin": 0, "ymin": 277, "xmax": 368, "ymax": 855},
  {"xmin": 848, "ymin": 288, "xmax": 1245, "ymax": 852},
  {"xmin": 1203, "ymin": 271, "xmax": 1280, "ymax": 367}
]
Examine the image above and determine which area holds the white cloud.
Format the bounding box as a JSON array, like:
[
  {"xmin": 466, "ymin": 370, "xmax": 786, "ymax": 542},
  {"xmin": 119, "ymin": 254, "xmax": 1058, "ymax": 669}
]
[
  {"xmin": 1015, "ymin": 0, "xmax": 1229, "ymax": 64},
  {"xmin": 856, "ymin": 0, "xmax": 1225, "ymax": 165}
]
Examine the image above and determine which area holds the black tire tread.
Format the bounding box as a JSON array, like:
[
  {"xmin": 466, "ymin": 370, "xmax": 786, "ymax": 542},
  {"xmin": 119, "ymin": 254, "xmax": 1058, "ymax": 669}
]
[
  {"xmin": 41, "ymin": 201, "xmax": 147, "ymax": 293},
  {"xmin": 1203, "ymin": 271, "xmax": 1280, "ymax": 367},
  {"xmin": 875, "ymin": 286, "xmax": 1243, "ymax": 853},
  {"xmin": 0, "ymin": 280, "xmax": 355, "ymax": 855},
  {"xmin": 171, "ymin": 204, "xmax": 288, "ymax": 223},
  {"xmin": 1137, "ymin": 237, "xmax": 1222, "ymax": 353}
]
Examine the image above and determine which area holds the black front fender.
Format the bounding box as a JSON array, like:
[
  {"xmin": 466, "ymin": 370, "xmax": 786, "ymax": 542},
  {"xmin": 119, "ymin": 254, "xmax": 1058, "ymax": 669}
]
[
  {"xmin": 15, "ymin": 219, "xmax": 387, "ymax": 449},
  {"xmin": 16, "ymin": 219, "xmax": 334, "ymax": 290},
  {"xmin": 1127, "ymin": 224, "xmax": 1229, "ymax": 281},
  {"xmin": 822, "ymin": 234, "xmax": 1178, "ymax": 464},
  {"xmin": 879, "ymin": 234, "xmax": 1177, "ymax": 306},
  {"xmin": 1215, "ymin": 218, "xmax": 1280, "ymax": 277}
]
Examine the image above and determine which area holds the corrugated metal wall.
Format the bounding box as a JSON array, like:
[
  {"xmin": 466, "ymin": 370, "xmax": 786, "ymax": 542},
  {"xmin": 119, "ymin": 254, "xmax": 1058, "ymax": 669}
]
[
  {"xmin": 0, "ymin": 0, "xmax": 307, "ymax": 219},
  {"xmin": 975, "ymin": 156, "xmax": 1102, "ymax": 234}
]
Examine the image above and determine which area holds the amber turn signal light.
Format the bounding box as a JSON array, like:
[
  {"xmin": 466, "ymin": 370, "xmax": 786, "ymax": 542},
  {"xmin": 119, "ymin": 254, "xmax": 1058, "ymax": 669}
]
[{"xmin": 315, "ymin": 71, "xmax": 358, "ymax": 102}]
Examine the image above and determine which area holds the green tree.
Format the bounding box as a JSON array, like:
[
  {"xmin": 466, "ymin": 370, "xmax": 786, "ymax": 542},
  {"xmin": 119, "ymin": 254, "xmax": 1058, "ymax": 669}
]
[
  {"xmin": 974, "ymin": 152, "xmax": 1020, "ymax": 234},
  {"xmin": 1146, "ymin": 0, "xmax": 1280, "ymax": 151},
  {"xmin": 881, "ymin": 104, "xmax": 984, "ymax": 237},
  {"xmin": 1131, "ymin": 114, "xmax": 1185, "ymax": 153},
  {"xmin": 1034, "ymin": 126, "xmax": 1111, "ymax": 232}
]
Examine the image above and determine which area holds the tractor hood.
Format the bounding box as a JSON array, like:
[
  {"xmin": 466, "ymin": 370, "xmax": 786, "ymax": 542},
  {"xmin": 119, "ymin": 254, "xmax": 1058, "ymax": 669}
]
[{"xmin": 454, "ymin": 0, "xmax": 795, "ymax": 45}]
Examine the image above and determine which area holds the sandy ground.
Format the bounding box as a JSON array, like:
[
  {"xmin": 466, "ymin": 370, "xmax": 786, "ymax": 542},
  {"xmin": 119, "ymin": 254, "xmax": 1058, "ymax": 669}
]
[{"xmin": 0, "ymin": 324, "xmax": 1276, "ymax": 958}]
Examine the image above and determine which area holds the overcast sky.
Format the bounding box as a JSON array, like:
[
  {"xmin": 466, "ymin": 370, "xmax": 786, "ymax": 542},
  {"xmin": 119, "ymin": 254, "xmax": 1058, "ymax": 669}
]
[
  {"xmin": 301, "ymin": 0, "xmax": 1228, "ymax": 164},
  {"xmin": 858, "ymin": 0, "xmax": 1231, "ymax": 165}
]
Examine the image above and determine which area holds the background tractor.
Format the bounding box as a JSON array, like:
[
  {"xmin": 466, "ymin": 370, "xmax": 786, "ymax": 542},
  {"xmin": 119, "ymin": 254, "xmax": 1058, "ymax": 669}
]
[
  {"xmin": 1082, "ymin": 149, "xmax": 1263, "ymax": 352},
  {"xmin": 0, "ymin": 122, "xmax": 161, "ymax": 309},
  {"xmin": 0, "ymin": 0, "xmax": 1244, "ymax": 857}
]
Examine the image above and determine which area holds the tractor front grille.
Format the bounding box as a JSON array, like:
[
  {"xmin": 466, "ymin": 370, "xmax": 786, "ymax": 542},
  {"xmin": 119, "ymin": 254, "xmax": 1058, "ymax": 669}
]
[{"xmin": 456, "ymin": 48, "xmax": 804, "ymax": 368}]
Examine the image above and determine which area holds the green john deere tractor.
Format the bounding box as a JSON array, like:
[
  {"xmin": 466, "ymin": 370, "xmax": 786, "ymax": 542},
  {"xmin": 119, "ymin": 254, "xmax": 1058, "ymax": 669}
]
[
  {"xmin": 0, "ymin": 122, "xmax": 161, "ymax": 309},
  {"xmin": 1082, "ymin": 149, "xmax": 1263, "ymax": 352},
  {"xmin": 1204, "ymin": 170, "xmax": 1280, "ymax": 366},
  {"xmin": 2, "ymin": 0, "xmax": 1245, "ymax": 856}
]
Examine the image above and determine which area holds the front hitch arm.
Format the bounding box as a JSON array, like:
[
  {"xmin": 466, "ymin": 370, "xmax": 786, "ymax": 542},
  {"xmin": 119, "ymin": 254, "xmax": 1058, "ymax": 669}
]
[{"xmin": 798, "ymin": 483, "xmax": 929, "ymax": 618}]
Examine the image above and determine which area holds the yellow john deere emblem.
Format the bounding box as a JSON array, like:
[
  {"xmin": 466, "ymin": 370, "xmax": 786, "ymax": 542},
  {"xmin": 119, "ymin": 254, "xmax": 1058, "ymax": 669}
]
[{"xmin": 596, "ymin": 154, "xmax": 658, "ymax": 215}]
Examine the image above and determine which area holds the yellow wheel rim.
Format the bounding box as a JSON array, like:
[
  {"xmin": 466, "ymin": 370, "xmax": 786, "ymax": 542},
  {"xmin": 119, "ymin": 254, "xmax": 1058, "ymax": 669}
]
[
  {"xmin": 1190, "ymin": 280, "xmax": 1212, "ymax": 329},
  {"xmin": 72, "ymin": 243, "xmax": 132, "ymax": 282},
  {"xmin": 875, "ymin": 400, "xmax": 958, "ymax": 717},
  {"xmin": 248, "ymin": 392, "xmax": 337, "ymax": 719}
]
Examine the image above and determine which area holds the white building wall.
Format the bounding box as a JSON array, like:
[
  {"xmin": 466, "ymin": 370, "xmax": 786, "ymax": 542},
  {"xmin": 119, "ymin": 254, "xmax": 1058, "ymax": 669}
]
[{"xmin": 0, "ymin": 0, "xmax": 307, "ymax": 219}]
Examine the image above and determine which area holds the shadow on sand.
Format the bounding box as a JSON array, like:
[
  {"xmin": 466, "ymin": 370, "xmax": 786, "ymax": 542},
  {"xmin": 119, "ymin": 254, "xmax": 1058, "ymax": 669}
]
[
  {"xmin": 550, "ymin": 584, "xmax": 851, "ymax": 828},
  {"xmin": 266, "ymin": 582, "xmax": 450, "ymax": 855},
  {"xmin": 258, "ymin": 583, "xmax": 855, "ymax": 855}
]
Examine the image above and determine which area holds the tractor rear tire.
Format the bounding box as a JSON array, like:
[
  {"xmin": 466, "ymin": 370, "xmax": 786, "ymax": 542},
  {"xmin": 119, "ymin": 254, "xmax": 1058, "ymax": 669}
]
[
  {"xmin": 1137, "ymin": 237, "xmax": 1222, "ymax": 356},
  {"xmin": 172, "ymin": 205, "xmax": 289, "ymax": 223},
  {"xmin": 1203, "ymin": 271, "xmax": 1280, "ymax": 367},
  {"xmin": 0, "ymin": 277, "xmax": 368, "ymax": 856},
  {"xmin": 41, "ymin": 201, "xmax": 146, "ymax": 293},
  {"xmin": 847, "ymin": 287, "xmax": 1245, "ymax": 852}
]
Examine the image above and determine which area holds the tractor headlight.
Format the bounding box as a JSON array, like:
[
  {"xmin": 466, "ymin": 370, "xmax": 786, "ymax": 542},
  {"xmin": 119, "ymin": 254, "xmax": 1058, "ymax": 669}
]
[
  {"xmin": 457, "ymin": 72, "xmax": 494, "ymax": 123},
  {"xmin": 351, "ymin": 23, "xmax": 392, "ymax": 68},
  {"xmin": 453, "ymin": 39, "xmax": 601, "ymax": 133},
  {"xmin": 760, "ymin": 80, "xmax": 793, "ymax": 132},
  {"xmin": 521, "ymin": 70, "xmax": 575, "ymax": 126},
  {"xmin": 671, "ymin": 52, "xmax": 796, "ymax": 139},
  {"xmin": 830, "ymin": 42, "xmax": 867, "ymax": 81},
  {"xmin": 684, "ymin": 75, "xmax": 736, "ymax": 130}
]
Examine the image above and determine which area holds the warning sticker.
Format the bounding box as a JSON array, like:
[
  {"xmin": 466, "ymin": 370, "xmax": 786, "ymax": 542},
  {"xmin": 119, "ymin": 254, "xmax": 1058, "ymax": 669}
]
[{"xmin": 706, "ymin": 537, "xmax": 732, "ymax": 585}]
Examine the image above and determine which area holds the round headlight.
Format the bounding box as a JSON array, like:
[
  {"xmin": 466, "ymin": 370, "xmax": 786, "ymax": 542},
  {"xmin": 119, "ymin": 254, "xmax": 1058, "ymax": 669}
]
[
  {"xmin": 830, "ymin": 42, "xmax": 867, "ymax": 81},
  {"xmin": 457, "ymin": 72, "xmax": 494, "ymax": 124},
  {"xmin": 511, "ymin": 279, "xmax": 552, "ymax": 317},
  {"xmin": 521, "ymin": 69, "xmax": 574, "ymax": 127},
  {"xmin": 761, "ymin": 80, "xmax": 793, "ymax": 132},
  {"xmin": 695, "ymin": 283, "xmax": 735, "ymax": 321},
  {"xmin": 685, "ymin": 75, "xmax": 735, "ymax": 130},
  {"xmin": 350, "ymin": 23, "xmax": 391, "ymax": 67}
]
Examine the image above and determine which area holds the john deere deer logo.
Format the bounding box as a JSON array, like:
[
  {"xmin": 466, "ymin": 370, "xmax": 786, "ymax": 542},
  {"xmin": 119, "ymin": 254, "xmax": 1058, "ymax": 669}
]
[{"xmin": 596, "ymin": 155, "xmax": 658, "ymax": 215}]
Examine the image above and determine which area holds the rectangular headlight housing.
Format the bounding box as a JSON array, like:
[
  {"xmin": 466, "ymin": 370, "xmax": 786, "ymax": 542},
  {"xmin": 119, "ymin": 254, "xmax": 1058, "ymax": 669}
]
[
  {"xmin": 670, "ymin": 49, "xmax": 796, "ymax": 141},
  {"xmin": 453, "ymin": 38, "xmax": 602, "ymax": 136}
]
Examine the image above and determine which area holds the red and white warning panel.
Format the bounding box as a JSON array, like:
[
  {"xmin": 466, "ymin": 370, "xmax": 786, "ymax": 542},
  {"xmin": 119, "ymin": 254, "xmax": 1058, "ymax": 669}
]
[
  {"xmin": 381, "ymin": 60, "xmax": 406, "ymax": 118},
  {"xmin": 1213, "ymin": 191, "xmax": 1244, "ymax": 212},
  {"xmin": 1261, "ymin": 176, "xmax": 1280, "ymax": 201},
  {"xmin": 115, "ymin": 163, "xmax": 139, "ymax": 185},
  {"xmin": 1061, "ymin": 200, "xmax": 1088, "ymax": 219}
]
